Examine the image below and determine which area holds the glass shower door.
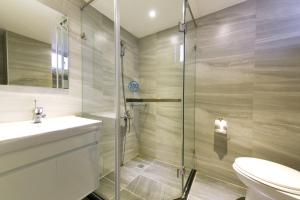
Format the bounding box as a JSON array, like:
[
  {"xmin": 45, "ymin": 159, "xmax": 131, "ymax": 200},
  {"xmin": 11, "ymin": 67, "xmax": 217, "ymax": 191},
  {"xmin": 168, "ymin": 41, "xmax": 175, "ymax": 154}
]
[
  {"xmin": 81, "ymin": 1, "xmax": 117, "ymax": 199},
  {"xmin": 118, "ymin": 0, "xmax": 186, "ymax": 199}
]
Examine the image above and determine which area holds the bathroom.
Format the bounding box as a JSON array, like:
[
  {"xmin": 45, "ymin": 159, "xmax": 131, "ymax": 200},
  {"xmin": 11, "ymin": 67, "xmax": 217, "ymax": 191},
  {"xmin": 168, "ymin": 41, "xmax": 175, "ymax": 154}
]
[{"xmin": 0, "ymin": 0, "xmax": 299, "ymax": 199}]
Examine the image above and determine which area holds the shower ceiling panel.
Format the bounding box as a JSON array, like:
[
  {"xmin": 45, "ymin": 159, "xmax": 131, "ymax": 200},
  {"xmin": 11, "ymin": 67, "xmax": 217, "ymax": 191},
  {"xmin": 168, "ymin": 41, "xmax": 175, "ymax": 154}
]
[{"xmin": 89, "ymin": 0, "xmax": 246, "ymax": 38}]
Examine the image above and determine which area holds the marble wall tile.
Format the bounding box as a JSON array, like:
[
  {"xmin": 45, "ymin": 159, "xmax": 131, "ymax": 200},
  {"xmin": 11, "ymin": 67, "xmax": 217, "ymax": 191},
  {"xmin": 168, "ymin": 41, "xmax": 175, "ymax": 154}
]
[
  {"xmin": 81, "ymin": 6, "xmax": 140, "ymax": 177},
  {"xmin": 82, "ymin": 6, "xmax": 140, "ymax": 114},
  {"xmin": 82, "ymin": 6, "xmax": 115, "ymax": 113},
  {"xmin": 192, "ymin": 0, "xmax": 300, "ymax": 187},
  {"xmin": 137, "ymin": 27, "xmax": 184, "ymax": 167},
  {"xmin": 194, "ymin": 0, "xmax": 255, "ymax": 185},
  {"xmin": 253, "ymin": 0, "xmax": 300, "ymax": 170}
]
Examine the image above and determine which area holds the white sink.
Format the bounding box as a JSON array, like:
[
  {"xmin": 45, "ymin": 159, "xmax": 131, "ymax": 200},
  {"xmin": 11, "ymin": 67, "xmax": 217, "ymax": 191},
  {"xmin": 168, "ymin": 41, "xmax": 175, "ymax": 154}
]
[
  {"xmin": 0, "ymin": 116, "xmax": 101, "ymax": 200},
  {"xmin": 0, "ymin": 116, "xmax": 101, "ymax": 155}
]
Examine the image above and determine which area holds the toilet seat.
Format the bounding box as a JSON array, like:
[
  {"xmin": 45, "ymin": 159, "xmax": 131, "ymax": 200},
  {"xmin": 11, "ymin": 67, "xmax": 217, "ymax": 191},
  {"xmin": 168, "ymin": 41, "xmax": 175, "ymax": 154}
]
[{"xmin": 234, "ymin": 157, "xmax": 300, "ymax": 196}]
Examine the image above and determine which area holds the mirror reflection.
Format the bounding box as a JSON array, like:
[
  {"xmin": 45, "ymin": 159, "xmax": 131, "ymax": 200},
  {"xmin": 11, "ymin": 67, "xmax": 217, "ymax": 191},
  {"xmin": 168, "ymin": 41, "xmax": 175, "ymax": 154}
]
[{"xmin": 0, "ymin": 0, "xmax": 69, "ymax": 89}]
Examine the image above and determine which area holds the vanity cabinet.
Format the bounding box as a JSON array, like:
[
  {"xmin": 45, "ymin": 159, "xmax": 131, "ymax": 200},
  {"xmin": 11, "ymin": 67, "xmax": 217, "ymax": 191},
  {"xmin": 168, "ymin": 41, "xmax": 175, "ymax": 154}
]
[
  {"xmin": 0, "ymin": 157, "xmax": 57, "ymax": 200},
  {"xmin": 0, "ymin": 116, "xmax": 101, "ymax": 200}
]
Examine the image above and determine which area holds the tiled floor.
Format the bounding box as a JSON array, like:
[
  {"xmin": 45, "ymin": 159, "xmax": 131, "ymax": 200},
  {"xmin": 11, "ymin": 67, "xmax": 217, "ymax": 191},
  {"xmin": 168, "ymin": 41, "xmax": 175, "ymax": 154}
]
[
  {"xmin": 188, "ymin": 175, "xmax": 246, "ymax": 200},
  {"xmin": 92, "ymin": 156, "xmax": 246, "ymax": 200}
]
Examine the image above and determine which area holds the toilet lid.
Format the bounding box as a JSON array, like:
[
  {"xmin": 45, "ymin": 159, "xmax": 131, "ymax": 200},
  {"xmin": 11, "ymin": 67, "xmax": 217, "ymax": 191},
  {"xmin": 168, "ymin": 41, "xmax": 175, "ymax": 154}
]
[{"xmin": 234, "ymin": 157, "xmax": 300, "ymax": 193}]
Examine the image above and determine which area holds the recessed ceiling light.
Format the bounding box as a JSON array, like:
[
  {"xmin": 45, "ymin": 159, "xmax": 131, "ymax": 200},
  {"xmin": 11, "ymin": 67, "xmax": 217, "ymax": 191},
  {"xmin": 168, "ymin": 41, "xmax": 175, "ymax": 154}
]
[{"xmin": 149, "ymin": 10, "xmax": 156, "ymax": 18}]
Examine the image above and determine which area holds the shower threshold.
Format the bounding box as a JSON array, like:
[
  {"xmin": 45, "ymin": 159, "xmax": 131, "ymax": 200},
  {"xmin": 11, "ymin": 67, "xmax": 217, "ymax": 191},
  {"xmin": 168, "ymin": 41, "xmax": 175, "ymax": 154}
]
[{"xmin": 174, "ymin": 169, "xmax": 197, "ymax": 200}]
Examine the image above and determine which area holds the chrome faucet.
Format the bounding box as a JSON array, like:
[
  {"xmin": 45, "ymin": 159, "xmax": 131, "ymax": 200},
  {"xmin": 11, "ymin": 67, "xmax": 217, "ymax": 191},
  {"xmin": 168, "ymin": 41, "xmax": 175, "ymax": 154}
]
[{"xmin": 33, "ymin": 100, "xmax": 46, "ymax": 123}]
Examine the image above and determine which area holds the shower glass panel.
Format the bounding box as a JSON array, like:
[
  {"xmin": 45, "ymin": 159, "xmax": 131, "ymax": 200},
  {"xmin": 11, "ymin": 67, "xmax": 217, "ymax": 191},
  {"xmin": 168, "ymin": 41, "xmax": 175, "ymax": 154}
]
[
  {"xmin": 183, "ymin": 3, "xmax": 197, "ymax": 187},
  {"xmin": 81, "ymin": 0, "xmax": 196, "ymax": 199},
  {"xmin": 118, "ymin": 1, "xmax": 186, "ymax": 199},
  {"xmin": 183, "ymin": 21, "xmax": 197, "ymax": 186},
  {"xmin": 81, "ymin": 1, "xmax": 116, "ymax": 199}
]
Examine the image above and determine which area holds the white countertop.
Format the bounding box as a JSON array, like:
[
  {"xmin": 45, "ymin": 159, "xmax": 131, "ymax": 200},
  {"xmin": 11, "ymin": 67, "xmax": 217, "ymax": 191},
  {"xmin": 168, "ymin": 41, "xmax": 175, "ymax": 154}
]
[
  {"xmin": 0, "ymin": 116, "xmax": 101, "ymax": 143},
  {"xmin": 0, "ymin": 116, "xmax": 101, "ymax": 154}
]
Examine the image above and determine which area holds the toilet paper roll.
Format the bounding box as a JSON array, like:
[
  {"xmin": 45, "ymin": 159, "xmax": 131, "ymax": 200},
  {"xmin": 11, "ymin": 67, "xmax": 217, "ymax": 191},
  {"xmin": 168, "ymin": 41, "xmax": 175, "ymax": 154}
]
[{"xmin": 215, "ymin": 119, "xmax": 227, "ymax": 134}]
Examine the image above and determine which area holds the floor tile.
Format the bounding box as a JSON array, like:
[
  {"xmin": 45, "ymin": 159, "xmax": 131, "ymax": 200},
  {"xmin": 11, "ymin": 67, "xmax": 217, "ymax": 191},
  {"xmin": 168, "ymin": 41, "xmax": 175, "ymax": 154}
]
[
  {"xmin": 94, "ymin": 156, "xmax": 246, "ymax": 200},
  {"xmin": 105, "ymin": 157, "xmax": 153, "ymax": 188},
  {"xmin": 189, "ymin": 174, "xmax": 246, "ymax": 200},
  {"xmin": 95, "ymin": 178, "xmax": 115, "ymax": 200},
  {"xmin": 111, "ymin": 189, "xmax": 144, "ymax": 200},
  {"xmin": 143, "ymin": 160, "xmax": 182, "ymax": 190},
  {"xmin": 126, "ymin": 175, "xmax": 180, "ymax": 200}
]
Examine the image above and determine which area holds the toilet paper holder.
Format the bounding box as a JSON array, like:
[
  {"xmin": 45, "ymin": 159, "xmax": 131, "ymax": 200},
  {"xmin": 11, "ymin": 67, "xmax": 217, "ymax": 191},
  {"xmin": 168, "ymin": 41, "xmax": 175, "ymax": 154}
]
[{"xmin": 214, "ymin": 117, "xmax": 229, "ymax": 160}]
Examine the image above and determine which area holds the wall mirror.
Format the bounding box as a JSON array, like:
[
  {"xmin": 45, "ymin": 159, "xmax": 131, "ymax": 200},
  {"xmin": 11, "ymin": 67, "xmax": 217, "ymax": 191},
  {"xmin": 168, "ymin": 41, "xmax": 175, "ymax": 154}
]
[{"xmin": 0, "ymin": 0, "xmax": 69, "ymax": 89}]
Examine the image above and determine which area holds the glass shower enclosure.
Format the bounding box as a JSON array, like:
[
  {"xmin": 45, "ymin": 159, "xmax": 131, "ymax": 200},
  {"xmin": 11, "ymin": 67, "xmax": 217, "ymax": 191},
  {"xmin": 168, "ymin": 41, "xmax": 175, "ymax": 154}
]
[{"xmin": 81, "ymin": 0, "xmax": 196, "ymax": 199}]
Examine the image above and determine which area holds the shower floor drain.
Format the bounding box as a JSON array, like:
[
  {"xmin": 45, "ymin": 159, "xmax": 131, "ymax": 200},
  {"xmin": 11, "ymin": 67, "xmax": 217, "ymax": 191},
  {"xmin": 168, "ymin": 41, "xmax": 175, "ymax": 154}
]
[{"xmin": 137, "ymin": 164, "xmax": 145, "ymax": 168}]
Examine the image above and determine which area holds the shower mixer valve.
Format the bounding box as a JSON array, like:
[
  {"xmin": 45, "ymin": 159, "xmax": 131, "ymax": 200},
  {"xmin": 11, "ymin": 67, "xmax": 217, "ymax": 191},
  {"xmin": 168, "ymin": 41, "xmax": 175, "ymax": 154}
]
[{"xmin": 121, "ymin": 110, "xmax": 132, "ymax": 132}]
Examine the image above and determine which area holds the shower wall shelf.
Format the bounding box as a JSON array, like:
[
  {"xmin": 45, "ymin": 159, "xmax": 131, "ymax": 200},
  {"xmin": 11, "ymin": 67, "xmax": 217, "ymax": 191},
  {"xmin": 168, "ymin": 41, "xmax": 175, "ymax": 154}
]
[{"xmin": 126, "ymin": 98, "xmax": 182, "ymax": 103}]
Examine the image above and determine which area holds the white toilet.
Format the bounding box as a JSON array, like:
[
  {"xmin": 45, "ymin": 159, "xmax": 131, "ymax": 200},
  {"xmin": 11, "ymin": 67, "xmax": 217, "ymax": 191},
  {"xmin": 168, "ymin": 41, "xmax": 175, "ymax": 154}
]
[{"xmin": 233, "ymin": 157, "xmax": 300, "ymax": 200}]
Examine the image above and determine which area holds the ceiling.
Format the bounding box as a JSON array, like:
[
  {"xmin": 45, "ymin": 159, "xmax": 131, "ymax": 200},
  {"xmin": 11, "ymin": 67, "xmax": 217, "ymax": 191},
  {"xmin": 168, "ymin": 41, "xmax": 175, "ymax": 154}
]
[{"xmin": 90, "ymin": 0, "xmax": 245, "ymax": 38}]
